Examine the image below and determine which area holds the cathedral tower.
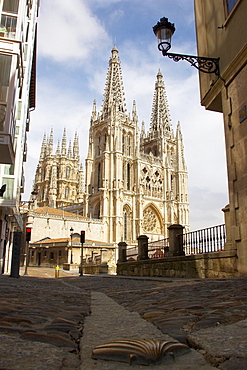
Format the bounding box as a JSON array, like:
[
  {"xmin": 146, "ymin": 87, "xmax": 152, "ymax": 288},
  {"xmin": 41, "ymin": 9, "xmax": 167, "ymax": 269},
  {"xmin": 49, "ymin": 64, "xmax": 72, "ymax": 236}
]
[
  {"xmin": 85, "ymin": 46, "xmax": 189, "ymax": 244},
  {"xmin": 33, "ymin": 129, "xmax": 84, "ymax": 208}
]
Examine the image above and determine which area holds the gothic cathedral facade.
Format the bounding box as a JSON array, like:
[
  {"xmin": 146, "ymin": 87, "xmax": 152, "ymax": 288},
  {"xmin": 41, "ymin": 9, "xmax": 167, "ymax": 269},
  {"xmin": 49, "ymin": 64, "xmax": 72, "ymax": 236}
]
[{"xmin": 33, "ymin": 46, "xmax": 189, "ymax": 244}]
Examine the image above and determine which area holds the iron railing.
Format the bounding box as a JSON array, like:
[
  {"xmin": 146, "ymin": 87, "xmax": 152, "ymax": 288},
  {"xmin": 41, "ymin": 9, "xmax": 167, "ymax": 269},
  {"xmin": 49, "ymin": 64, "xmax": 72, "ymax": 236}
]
[
  {"xmin": 126, "ymin": 238, "xmax": 169, "ymax": 261},
  {"xmin": 148, "ymin": 238, "xmax": 169, "ymax": 259},
  {"xmin": 182, "ymin": 224, "xmax": 226, "ymax": 255},
  {"xmin": 125, "ymin": 224, "xmax": 226, "ymax": 261},
  {"xmin": 126, "ymin": 245, "xmax": 138, "ymax": 261}
]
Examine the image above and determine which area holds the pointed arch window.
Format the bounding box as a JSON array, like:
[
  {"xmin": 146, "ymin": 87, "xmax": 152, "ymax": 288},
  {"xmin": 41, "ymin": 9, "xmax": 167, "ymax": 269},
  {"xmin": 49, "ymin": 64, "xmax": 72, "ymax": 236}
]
[
  {"xmin": 127, "ymin": 163, "xmax": 130, "ymax": 190},
  {"xmin": 123, "ymin": 207, "xmax": 132, "ymax": 241},
  {"xmin": 66, "ymin": 166, "xmax": 70, "ymax": 179},
  {"xmin": 65, "ymin": 187, "xmax": 70, "ymax": 198},
  {"xmin": 122, "ymin": 134, "xmax": 125, "ymax": 154},
  {"xmin": 97, "ymin": 163, "xmax": 101, "ymax": 190},
  {"xmin": 127, "ymin": 135, "xmax": 131, "ymax": 156},
  {"xmin": 98, "ymin": 136, "xmax": 101, "ymax": 155},
  {"xmin": 124, "ymin": 211, "xmax": 127, "ymax": 240}
]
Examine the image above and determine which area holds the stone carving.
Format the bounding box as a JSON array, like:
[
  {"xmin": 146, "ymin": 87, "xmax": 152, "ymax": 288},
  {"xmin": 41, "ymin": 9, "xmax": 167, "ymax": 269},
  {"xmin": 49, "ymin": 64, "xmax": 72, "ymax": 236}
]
[
  {"xmin": 142, "ymin": 209, "xmax": 157, "ymax": 232},
  {"xmin": 92, "ymin": 338, "xmax": 189, "ymax": 365}
]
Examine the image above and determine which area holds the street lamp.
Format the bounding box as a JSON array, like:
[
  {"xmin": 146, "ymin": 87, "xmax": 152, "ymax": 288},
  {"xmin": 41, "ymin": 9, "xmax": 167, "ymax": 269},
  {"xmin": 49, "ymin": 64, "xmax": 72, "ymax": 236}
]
[
  {"xmin": 70, "ymin": 227, "xmax": 74, "ymax": 264},
  {"xmin": 153, "ymin": 17, "xmax": 220, "ymax": 76}
]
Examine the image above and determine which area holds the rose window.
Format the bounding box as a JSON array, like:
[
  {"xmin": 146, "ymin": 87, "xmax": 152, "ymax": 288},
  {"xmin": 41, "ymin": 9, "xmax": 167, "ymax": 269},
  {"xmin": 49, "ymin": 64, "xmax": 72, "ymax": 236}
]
[{"xmin": 142, "ymin": 209, "xmax": 157, "ymax": 232}]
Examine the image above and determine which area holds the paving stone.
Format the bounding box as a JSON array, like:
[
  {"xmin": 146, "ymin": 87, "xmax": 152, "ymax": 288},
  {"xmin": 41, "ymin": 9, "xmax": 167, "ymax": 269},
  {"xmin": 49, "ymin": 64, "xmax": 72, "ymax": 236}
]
[
  {"xmin": 0, "ymin": 316, "xmax": 33, "ymax": 325},
  {"xmin": 20, "ymin": 332, "xmax": 78, "ymax": 349},
  {"xmin": 187, "ymin": 319, "xmax": 247, "ymax": 367},
  {"xmin": 0, "ymin": 334, "xmax": 72, "ymax": 370},
  {"xmin": 193, "ymin": 316, "xmax": 227, "ymax": 330},
  {"xmin": 218, "ymin": 356, "xmax": 247, "ymax": 370},
  {"xmin": 80, "ymin": 291, "xmax": 214, "ymax": 369},
  {"xmin": 0, "ymin": 325, "xmax": 33, "ymax": 334},
  {"xmin": 1, "ymin": 271, "xmax": 247, "ymax": 369}
]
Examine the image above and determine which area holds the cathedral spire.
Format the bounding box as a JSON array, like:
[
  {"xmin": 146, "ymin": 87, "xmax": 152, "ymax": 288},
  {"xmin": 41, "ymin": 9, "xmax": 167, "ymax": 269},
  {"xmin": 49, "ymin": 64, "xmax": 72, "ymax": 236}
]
[
  {"xmin": 48, "ymin": 128, "xmax": 53, "ymax": 155},
  {"xmin": 68, "ymin": 140, "xmax": 72, "ymax": 158},
  {"xmin": 73, "ymin": 132, "xmax": 79, "ymax": 159},
  {"xmin": 56, "ymin": 140, "xmax": 61, "ymax": 156},
  {"xmin": 150, "ymin": 70, "xmax": 171, "ymax": 135},
  {"xmin": 61, "ymin": 128, "xmax": 67, "ymax": 156},
  {"xmin": 176, "ymin": 121, "xmax": 187, "ymax": 171},
  {"xmin": 101, "ymin": 45, "xmax": 126, "ymax": 116},
  {"xmin": 40, "ymin": 132, "xmax": 47, "ymax": 159},
  {"xmin": 132, "ymin": 100, "xmax": 138, "ymax": 122},
  {"xmin": 91, "ymin": 99, "xmax": 97, "ymax": 122}
]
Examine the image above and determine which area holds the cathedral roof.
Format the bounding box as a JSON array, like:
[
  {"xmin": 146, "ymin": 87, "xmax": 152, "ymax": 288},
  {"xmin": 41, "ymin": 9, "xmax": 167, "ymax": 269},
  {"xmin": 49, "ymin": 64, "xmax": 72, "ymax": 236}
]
[{"xmin": 33, "ymin": 206, "xmax": 86, "ymax": 218}]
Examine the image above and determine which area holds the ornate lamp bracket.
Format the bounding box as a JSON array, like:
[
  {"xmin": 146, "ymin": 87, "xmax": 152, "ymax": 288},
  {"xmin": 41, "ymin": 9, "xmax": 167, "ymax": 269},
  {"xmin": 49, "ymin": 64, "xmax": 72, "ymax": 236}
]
[{"xmin": 165, "ymin": 52, "xmax": 220, "ymax": 75}]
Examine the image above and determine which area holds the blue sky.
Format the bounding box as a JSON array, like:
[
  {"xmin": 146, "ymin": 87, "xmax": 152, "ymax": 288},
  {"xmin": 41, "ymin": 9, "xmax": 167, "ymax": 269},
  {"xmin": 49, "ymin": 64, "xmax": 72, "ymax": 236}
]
[{"xmin": 24, "ymin": 0, "xmax": 228, "ymax": 230}]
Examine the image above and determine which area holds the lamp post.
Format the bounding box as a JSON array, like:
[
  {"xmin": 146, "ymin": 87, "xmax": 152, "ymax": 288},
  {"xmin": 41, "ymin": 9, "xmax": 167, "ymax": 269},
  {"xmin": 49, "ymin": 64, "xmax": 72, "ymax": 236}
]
[
  {"xmin": 153, "ymin": 17, "xmax": 220, "ymax": 76},
  {"xmin": 70, "ymin": 227, "xmax": 74, "ymax": 264}
]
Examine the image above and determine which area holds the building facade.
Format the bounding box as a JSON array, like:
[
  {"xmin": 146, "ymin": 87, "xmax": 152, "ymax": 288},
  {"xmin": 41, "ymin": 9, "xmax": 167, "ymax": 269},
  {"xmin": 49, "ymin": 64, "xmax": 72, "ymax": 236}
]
[
  {"xmin": 33, "ymin": 128, "xmax": 84, "ymax": 209},
  {"xmin": 194, "ymin": 0, "xmax": 247, "ymax": 275},
  {"xmin": 0, "ymin": 0, "xmax": 39, "ymax": 274},
  {"xmin": 32, "ymin": 46, "xmax": 189, "ymax": 246},
  {"xmin": 23, "ymin": 207, "xmax": 116, "ymax": 273},
  {"xmin": 84, "ymin": 46, "xmax": 189, "ymax": 244}
]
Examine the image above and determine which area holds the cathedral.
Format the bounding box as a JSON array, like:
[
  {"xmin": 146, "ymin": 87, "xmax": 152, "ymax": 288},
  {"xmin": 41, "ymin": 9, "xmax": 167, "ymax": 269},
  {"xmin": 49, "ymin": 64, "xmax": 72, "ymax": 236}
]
[{"xmin": 32, "ymin": 46, "xmax": 189, "ymax": 245}]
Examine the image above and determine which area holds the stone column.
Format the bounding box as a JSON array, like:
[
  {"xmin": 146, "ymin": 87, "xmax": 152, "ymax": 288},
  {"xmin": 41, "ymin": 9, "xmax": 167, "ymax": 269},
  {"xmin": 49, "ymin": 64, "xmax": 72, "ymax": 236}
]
[
  {"xmin": 137, "ymin": 235, "xmax": 149, "ymax": 260},
  {"xmin": 118, "ymin": 242, "xmax": 127, "ymax": 262},
  {"xmin": 168, "ymin": 224, "xmax": 185, "ymax": 256},
  {"xmin": 222, "ymin": 204, "xmax": 235, "ymax": 251}
]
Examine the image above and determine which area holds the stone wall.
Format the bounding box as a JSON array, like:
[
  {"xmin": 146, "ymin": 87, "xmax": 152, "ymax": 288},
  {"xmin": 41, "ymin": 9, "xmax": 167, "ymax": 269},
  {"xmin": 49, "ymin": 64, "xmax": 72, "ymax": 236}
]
[
  {"xmin": 117, "ymin": 250, "xmax": 237, "ymax": 279},
  {"xmin": 83, "ymin": 263, "xmax": 108, "ymax": 275}
]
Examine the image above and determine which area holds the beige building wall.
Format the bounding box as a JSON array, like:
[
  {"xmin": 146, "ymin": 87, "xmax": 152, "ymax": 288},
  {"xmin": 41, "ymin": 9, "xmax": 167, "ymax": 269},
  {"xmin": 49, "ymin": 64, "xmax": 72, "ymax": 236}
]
[
  {"xmin": 25, "ymin": 208, "xmax": 104, "ymax": 244},
  {"xmin": 194, "ymin": 0, "xmax": 247, "ymax": 275}
]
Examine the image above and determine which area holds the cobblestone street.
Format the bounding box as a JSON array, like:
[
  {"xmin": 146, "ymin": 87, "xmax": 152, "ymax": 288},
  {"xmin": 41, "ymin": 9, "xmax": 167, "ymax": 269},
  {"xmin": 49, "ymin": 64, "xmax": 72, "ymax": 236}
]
[{"xmin": 0, "ymin": 268, "xmax": 247, "ymax": 369}]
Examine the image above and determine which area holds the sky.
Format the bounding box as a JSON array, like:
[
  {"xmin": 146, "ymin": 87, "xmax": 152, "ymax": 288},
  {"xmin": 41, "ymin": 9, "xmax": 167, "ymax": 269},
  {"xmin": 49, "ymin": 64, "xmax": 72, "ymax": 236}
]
[{"xmin": 24, "ymin": 0, "xmax": 229, "ymax": 231}]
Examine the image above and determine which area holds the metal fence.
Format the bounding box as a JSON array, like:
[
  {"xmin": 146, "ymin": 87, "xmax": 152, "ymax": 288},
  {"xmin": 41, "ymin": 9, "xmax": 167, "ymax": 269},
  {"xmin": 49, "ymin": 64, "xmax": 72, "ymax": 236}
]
[
  {"xmin": 126, "ymin": 238, "xmax": 169, "ymax": 261},
  {"xmin": 125, "ymin": 224, "xmax": 226, "ymax": 261},
  {"xmin": 182, "ymin": 224, "xmax": 226, "ymax": 255},
  {"xmin": 148, "ymin": 238, "xmax": 169, "ymax": 259},
  {"xmin": 126, "ymin": 245, "xmax": 138, "ymax": 261}
]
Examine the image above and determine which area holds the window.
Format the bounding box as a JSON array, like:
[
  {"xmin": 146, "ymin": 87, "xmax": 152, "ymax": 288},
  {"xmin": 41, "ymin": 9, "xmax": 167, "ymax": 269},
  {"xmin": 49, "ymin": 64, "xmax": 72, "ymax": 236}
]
[
  {"xmin": 0, "ymin": 54, "xmax": 12, "ymax": 102},
  {"xmin": 127, "ymin": 135, "xmax": 131, "ymax": 156},
  {"xmin": 127, "ymin": 163, "xmax": 130, "ymax": 190},
  {"xmin": 65, "ymin": 187, "xmax": 70, "ymax": 198},
  {"xmin": 122, "ymin": 134, "xmax": 125, "ymax": 154},
  {"xmin": 1, "ymin": 177, "xmax": 14, "ymax": 199},
  {"xmin": 65, "ymin": 166, "xmax": 70, "ymax": 179},
  {"xmin": 50, "ymin": 252, "xmax": 54, "ymax": 260},
  {"xmin": 0, "ymin": 15, "xmax": 17, "ymax": 38},
  {"xmin": 3, "ymin": 0, "xmax": 19, "ymax": 14},
  {"xmin": 0, "ymin": 104, "xmax": 6, "ymax": 131},
  {"xmin": 226, "ymin": 0, "xmax": 238, "ymax": 13},
  {"xmin": 97, "ymin": 163, "xmax": 101, "ymax": 190},
  {"xmin": 4, "ymin": 164, "xmax": 14, "ymax": 175},
  {"xmin": 124, "ymin": 212, "xmax": 127, "ymax": 240}
]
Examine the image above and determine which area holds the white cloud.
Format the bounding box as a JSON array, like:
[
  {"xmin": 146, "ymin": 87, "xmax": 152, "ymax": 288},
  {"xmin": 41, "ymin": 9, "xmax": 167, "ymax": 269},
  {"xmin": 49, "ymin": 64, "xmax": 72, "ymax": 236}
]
[{"xmin": 38, "ymin": 0, "xmax": 111, "ymax": 64}]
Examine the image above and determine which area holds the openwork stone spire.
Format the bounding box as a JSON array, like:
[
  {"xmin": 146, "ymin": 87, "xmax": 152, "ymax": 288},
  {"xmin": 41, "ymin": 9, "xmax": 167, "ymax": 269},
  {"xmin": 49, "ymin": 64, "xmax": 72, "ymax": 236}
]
[
  {"xmin": 40, "ymin": 132, "xmax": 47, "ymax": 160},
  {"xmin": 61, "ymin": 128, "xmax": 67, "ymax": 156},
  {"xmin": 73, "ymin": 131, "xmax": 79, "ymax": 159},
  {"xmin": 48, "ymin": 128, "xmax": 53, "ymax": 155},
  {"xmin": 150, "ymin": 70, "xmax": 171, "ymax": 135},
  {"xmin": 101, "ymin": 45, "xmax": 126, "ymax": 115}
]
